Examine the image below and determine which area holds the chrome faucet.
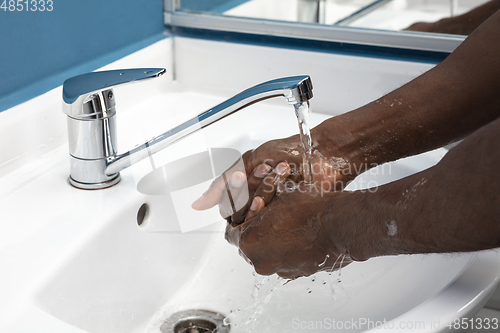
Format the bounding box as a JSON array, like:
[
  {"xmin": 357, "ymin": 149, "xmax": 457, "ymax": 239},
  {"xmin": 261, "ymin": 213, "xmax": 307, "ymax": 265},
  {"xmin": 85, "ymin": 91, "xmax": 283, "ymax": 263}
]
[{"xmin": 62, "ymin": 68, "xmax": 313, "ymax": 190}]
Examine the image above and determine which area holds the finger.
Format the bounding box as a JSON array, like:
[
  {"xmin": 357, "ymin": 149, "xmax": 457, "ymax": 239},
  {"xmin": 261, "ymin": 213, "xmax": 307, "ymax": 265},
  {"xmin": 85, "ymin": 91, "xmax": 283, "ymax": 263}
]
[
  {"xmin": 251, "ymin": 162, "xmax": 273, "ymax": 178},
  {"xmin": 192, "ymin": 155, "xmax": 249, "ymax": 211},
  {"xmin": 227, "ymin": 163, "xmax": 272, "ymax": 224},
  {"xmin": 244, "ymin": 196, "xmax": 265, "ymax": 221},
  {"xmin": 225, "ymin": 221, "xmax": 239, "ymax": 246},
  {"xmin": 231, "ymin": 163, "xmax": 272, "ymax": 213},
  {"xmin": 225, "ymin": 217, "xmax": 246, "ymax": 246},
  {"xmin": 224, "ymin": 171, "xmax": 249, "ymax": 214},
  {"xmin": 191, "ymin": 176, "xmax": 226, "ymax": 210},
  {"xmin": 220, "ymin": 164, "xmax": 271, "ymax": 223},
  {"xmin": 245, "ymin": 162, "xmax": 291, "ymax": 221},
  {"xmin": 255, "ymin": 162, "xmax": 291, "ymax": 205},
  {"xmin": 217, "ymin": 172, "xmax": 245, "ymax": 219}
]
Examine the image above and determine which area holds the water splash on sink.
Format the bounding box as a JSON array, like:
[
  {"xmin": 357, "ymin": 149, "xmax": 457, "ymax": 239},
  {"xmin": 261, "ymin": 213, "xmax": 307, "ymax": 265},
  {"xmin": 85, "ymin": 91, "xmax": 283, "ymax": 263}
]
[
  {"xmin": 222, "ymin": 273, "xmax": 288, "ymax": 332},
  {"xmin": 221, "ymin": 256, "xmax": 349, "ymax": 332},
  {"xmin": 326, "ymin": 254, "xmax": 350, "ymax": 302}
]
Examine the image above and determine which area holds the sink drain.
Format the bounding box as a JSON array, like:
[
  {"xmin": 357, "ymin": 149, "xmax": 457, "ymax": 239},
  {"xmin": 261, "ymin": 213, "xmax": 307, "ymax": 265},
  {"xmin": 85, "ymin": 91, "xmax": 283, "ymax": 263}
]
[{"xmin": 160, "ymin": 309, "xmax": 230, "ymax": 333}]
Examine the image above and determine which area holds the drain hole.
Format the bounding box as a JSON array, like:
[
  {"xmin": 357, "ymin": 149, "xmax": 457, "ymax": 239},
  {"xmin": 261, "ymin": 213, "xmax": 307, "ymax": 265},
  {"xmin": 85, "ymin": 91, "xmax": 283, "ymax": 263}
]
[
  {"xmin": 161, "ymin": 310, "xmax": 229, "ymax": 333},
  {"xmin": 174, "ymin": 318, "xmax": 216, "ymax": 333},
  {"xmin": 137, "ymin": 203, "xmax": 149, "ymax": 227}
]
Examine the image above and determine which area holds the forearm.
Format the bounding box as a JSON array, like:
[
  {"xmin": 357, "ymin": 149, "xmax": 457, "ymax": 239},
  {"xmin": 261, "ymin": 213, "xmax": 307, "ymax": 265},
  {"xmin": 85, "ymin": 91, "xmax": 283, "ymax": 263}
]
[
  {"xmin": 432, "ymin": 0, "xmax": 500, "ymax": 35},
  {"xmin": 336, "ymin": 117, "xmax": 500, "ymax": 261},
  {"xmin": 314, "ymin": 9, "xmax": 500, "ymax": 169}
]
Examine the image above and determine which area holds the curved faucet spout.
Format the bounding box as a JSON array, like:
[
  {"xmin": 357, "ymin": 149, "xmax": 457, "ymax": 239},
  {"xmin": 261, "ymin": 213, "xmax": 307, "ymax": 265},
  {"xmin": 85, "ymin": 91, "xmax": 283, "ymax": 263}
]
[
  {"xmin": 105, "ymin": 75, "xmax": 313, "ymax": 176},
  {"xmin": 62, "ymin": 69, "xmax": 313, "ymax": 190}
]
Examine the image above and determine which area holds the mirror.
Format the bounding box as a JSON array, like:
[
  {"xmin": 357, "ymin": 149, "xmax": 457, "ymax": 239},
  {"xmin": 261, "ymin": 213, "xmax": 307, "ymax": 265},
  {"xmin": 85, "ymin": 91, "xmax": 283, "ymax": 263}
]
[{"xmin": 177, "ymin": 0, "xmax": 493, "ymax": 36}]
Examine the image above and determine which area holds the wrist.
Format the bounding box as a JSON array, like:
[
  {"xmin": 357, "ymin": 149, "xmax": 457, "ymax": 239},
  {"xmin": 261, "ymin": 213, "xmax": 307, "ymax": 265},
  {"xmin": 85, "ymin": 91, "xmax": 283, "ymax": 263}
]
[
  {"xmin": 320, "ymin": 190, "xmax": 374, "ymax": 261},
  {"xmin": 312, "ymin": 104, "xmax": 403, "ymax": 174},
  {"xmin": 340, "ymin": 190, "xmax": 384, "ymax": 261},
  {"xmin": 312, "ymin": 115, "xmax": 372, "ymax": 177},
  {"xmin": 322, "ymin": 188, "xmax": 402, "ymax": 262}
]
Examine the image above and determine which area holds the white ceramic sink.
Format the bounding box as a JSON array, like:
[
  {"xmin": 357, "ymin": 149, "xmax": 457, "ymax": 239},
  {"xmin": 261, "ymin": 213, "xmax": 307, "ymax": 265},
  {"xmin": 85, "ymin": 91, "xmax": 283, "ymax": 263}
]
[
  {"xmin": 1, "ymin": 38, "xmax": 499, "ymax": 333},
  {"xmin": 2, "ymin": 104, "xmax": 499, "ymax": 333}
]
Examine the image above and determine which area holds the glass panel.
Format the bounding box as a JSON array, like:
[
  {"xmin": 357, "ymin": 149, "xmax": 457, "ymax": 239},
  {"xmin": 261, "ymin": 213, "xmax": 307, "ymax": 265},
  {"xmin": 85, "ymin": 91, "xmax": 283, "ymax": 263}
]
[{"xmin": 177, "ymin": 0, "xmax": 492, "ymax": 36}]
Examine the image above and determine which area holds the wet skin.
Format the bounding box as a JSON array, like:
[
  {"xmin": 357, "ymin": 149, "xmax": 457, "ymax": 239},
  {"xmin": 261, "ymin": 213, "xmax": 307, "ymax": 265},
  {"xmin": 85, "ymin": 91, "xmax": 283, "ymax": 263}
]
[
  {"xmin": 193, "ymin": 10, "xmax": 500, "ymax": 277},
  {"xmin": 225, "ymin": 184, "xmax": 355, "ymax": 279},
  {"xmin": 406, "ymin": 0, "xmax": 500, "ymax": 35},
  {"xmin": 226, "ymin": 117, "xmax": 500, "ymax": 278},
  {"xmin": 192, "ymin": 132, "xmax": 362, "ymax": 225}
]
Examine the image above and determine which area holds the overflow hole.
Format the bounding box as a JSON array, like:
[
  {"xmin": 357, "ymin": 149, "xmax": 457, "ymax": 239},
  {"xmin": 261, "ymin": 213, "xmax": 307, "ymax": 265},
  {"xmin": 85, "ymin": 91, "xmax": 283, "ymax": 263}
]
[{"xmin": 137, "ymin": 203, "xmax": 149, "ymax": 227}]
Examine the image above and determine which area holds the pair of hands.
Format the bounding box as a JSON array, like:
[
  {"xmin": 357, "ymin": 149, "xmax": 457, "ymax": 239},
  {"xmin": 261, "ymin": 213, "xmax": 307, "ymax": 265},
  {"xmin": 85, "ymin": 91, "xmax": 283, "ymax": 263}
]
[{"xmin": 192, "ymin": 131, "xmax": 359, "ymax": 279}]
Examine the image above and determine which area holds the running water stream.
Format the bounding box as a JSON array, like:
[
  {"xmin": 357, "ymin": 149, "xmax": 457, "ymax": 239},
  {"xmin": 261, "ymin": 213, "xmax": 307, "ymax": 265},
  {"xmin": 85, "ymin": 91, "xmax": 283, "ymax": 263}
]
[{"xmin": 293, "ymin": 101, "xmax": 313, "ymax": 184}]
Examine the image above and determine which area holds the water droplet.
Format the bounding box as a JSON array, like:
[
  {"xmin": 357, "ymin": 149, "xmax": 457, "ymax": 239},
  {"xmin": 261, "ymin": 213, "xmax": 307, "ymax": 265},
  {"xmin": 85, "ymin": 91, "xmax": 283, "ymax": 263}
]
[
  {"xmin": 311, "ymin": 275, "xmax": 316, "ymax": 282},
  {"xmin": 318, "ymin": 254, "xmax": 330, "ymax": 267},
  {"xmin": 306, "ymin": 288, "xmax": 312, "ymax": 294}
]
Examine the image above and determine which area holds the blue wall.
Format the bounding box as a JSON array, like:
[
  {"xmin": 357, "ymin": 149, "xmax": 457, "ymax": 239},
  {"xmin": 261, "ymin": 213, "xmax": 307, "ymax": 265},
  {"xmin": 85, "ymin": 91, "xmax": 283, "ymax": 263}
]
[{"xmin": 0, "ymin": 0, "xmax": 164, "ymax": 112}]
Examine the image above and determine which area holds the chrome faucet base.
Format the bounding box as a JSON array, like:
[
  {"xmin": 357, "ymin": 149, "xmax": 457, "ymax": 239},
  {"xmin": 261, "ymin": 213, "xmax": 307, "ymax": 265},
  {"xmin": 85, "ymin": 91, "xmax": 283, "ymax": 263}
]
[
  {"xmin": 68, "ymin": 174, "xmax": 121, "ymax": 190},
  {"xmin": 62, "ymin": 68, "xmax": 166, "ymax": 190},
  {"xmin": 67, "ymin": 155, "xmax": 121, "ymax": 189}
]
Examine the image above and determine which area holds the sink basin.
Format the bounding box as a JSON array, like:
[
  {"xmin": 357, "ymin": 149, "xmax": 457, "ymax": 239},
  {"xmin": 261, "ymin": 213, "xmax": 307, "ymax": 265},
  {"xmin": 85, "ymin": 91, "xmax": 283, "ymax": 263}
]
[
  {"xmin": 2, "ymin": 105, "xmax": 498, "ymax": 333},
  {"xmin": 1, "ymin": 38, "xmax": 499, "ymax": 333}
]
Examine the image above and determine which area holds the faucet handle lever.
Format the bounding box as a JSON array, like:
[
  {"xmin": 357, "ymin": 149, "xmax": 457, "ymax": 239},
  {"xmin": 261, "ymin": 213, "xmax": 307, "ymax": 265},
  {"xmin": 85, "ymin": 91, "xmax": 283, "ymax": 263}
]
[{"xmin": 62, "ymin": 68, "xmax": 166, "ymax": 118}]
